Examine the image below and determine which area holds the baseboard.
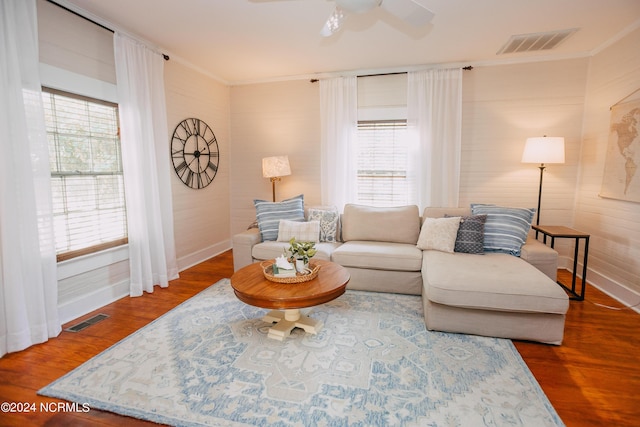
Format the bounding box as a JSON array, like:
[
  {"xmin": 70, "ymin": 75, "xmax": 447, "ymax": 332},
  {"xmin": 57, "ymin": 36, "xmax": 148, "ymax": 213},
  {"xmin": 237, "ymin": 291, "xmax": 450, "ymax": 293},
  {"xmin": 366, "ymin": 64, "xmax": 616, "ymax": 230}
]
[
  {"xmin": 177, "ymin": 240, "xmax": 232, "ymax": 272},
  {"xmin": 57, "ymin": 279, "xmax": 130, "ymax": 325},
  {"xmin": 57, "ymin": 241, "xmax": 232, "ymax": 324},
  {"xmin": 558, "ymin": 255, "xmax": 640, "ymax": 313}
]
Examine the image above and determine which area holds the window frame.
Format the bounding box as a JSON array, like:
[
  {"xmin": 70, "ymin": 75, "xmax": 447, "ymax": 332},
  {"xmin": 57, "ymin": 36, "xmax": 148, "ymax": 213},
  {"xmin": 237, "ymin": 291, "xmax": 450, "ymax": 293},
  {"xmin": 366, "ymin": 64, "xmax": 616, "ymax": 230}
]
[{"xmin": 42, "ymin": 87, "xmax": 128, "ymax": 262}]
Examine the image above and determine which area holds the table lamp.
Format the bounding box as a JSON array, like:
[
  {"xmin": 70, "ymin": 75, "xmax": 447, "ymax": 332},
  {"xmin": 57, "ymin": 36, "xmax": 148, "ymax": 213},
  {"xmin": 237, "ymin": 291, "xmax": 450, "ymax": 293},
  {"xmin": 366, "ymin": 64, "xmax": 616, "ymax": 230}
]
[{"xmin": 262, "ymin": 155, "xmax": 291, "ymax": 202}]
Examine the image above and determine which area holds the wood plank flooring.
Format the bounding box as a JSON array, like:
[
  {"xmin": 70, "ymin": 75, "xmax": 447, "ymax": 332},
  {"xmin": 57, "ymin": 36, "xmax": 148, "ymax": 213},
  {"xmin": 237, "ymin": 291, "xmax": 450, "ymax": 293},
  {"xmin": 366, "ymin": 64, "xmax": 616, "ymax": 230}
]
[{"xmin": 0, "ymin": 250, "xmax": 638, "ymax": 426}]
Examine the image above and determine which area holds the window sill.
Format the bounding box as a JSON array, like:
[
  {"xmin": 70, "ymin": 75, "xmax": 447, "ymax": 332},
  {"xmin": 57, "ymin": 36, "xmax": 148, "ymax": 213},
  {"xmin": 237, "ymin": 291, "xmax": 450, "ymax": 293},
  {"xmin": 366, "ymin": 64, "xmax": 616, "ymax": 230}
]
[{"xmin": 57, "ymin": 244, "xmax": 129, "ymax": 281}]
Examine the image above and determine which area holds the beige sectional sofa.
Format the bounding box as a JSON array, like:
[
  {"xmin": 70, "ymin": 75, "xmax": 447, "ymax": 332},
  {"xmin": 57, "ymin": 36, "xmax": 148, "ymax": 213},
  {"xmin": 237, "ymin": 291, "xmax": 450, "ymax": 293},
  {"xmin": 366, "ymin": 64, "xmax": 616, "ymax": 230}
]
[{"xmin": 232, "ymin": 203, "xmax": 570, "ymax": 345}]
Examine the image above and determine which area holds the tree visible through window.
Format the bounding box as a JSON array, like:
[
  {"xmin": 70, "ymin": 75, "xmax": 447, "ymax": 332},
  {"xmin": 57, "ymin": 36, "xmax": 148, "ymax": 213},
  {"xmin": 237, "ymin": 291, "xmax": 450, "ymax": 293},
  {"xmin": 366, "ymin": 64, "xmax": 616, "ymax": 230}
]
[
  {"xmin": 42, "ymin": 88, "xmax": 127, "ymax": 261},
  {"xmin": 356, "ymin": 120, "xmax": 409, "ymax": 206}
]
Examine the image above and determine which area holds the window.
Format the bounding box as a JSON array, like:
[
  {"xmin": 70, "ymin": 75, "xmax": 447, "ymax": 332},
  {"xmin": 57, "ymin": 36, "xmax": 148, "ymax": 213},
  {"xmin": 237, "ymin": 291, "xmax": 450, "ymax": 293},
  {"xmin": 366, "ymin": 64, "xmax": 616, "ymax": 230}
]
[
  {"xmin": 42, "ymin": 88, "xmax": 127, "ymax": 261},
  {"xmin": 356, "ymin": 120, "xmax": 410, "ymax": 206}
]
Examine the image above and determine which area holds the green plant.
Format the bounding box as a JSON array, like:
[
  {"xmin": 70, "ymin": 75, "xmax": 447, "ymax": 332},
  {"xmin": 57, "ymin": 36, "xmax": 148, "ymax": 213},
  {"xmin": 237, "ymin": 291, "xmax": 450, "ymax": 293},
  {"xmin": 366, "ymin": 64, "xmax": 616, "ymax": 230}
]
[{"xmin": 287, "ymin": 238, "xmax": 317, "ymax": 264}]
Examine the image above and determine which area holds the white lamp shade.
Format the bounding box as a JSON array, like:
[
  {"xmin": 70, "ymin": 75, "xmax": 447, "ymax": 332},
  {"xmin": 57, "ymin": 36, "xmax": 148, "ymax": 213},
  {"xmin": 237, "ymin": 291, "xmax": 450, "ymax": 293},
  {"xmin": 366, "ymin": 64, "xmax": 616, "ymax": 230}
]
[
  {"xmin": 521, "ymin": 136, "xmax": 565, "ymax": 164},
  {"xmin": 262, "ymin": 155, "xmax": 291, "ymax": 178}
]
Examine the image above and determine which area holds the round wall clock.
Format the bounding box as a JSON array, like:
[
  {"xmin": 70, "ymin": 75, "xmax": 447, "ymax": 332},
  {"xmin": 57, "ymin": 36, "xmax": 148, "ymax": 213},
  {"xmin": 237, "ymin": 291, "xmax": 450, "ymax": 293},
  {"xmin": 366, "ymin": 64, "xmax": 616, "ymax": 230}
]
[{"xmin": 170, "ymin": 118, "xmax": 219, "ymax": 189}]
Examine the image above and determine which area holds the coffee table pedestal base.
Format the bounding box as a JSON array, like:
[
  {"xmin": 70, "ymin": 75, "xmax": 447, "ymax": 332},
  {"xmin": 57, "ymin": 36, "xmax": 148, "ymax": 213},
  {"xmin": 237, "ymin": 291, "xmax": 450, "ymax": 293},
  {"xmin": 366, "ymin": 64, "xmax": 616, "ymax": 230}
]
[{"xmin": 262, "ymin": 309, "xmax": 322, "ymax": 341}]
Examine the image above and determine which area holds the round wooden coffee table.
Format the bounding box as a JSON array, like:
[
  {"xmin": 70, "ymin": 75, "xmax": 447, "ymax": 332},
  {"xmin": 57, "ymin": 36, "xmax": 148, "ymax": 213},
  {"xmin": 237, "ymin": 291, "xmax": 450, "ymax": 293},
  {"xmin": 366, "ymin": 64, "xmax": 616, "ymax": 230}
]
[{"xmin": 231, "ymin": 259, "xmax": 350, "ymax": 341}]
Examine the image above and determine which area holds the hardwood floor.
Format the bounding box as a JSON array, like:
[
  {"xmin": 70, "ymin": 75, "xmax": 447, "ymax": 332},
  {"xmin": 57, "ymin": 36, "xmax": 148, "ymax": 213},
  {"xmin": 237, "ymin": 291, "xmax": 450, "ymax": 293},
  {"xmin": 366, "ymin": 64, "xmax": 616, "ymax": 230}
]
[{"xmin": 0, "ymin": 251, "xmax": 638, "ymax": 426}]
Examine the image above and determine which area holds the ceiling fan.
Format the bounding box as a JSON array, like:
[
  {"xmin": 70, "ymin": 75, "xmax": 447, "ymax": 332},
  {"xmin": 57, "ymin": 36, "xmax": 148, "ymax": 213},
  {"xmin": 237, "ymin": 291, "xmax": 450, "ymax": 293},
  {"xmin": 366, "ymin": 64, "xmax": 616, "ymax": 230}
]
[{"xmin": 320, "ymin": 0, "xmax": 434, "ymax": 37}]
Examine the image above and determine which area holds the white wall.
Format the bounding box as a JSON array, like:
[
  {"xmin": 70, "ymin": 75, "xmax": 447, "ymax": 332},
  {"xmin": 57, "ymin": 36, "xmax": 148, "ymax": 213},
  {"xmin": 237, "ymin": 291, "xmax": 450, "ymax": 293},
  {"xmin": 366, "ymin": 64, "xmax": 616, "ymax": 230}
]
[
  {"xmin": 575, "ymin": 27, "xmax": 640, "ymax": 301},
  {"xmin": 460, "ymin": 59, "xmax": 589, "ymax": 261},
  {"xmin": 37, "ymin": 0, "xmax": 232, "ymax": 322},
  {"xmin": 37, "ymin": 0, "xmax": 640, "ymax": 315},
  {"xmin": 229, "ymin": 80, "xmax": 321, "ymax": 235},
  {"xmin": 165, "ymin": 62, "xmax": 231, "ymax": 271},
  {"xmin": 227, "ymin": 54, "xmax": 639, "ymax": 306},
  {"xmin": 230, "ymin": 60, "xmax": 590, "ymax": 256}
]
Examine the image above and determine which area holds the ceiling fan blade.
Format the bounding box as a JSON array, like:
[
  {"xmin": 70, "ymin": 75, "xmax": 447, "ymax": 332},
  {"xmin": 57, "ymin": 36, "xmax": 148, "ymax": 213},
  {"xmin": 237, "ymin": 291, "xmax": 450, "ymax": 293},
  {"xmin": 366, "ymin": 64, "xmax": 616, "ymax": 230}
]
[
  {"xmin": 380, "ymin": 0, "xmax": 434, "ymax": 27},
  {"xmin": 320, "ymin": 6, "xmax": 347, "ymax": 37}
]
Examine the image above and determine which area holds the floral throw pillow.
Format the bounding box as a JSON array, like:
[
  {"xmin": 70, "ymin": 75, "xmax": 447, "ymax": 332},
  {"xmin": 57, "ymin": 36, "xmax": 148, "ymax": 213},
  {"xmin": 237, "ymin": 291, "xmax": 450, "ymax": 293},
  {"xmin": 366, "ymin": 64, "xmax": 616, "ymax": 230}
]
[{"xmin": 307, "ymin": 207, "xmax": 340, "ymax": 243}]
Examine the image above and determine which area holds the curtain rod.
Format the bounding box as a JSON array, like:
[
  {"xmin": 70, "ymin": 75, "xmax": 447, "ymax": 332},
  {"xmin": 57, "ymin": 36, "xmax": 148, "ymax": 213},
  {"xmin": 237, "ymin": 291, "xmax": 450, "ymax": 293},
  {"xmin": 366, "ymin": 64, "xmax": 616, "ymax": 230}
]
[
  {"xmin": 309, "ymin": 66, "xmax": 473, "ymax": 83},
  {"xmin": 45, "ymin": 0, "xmax": 169, "ymax": 60}
]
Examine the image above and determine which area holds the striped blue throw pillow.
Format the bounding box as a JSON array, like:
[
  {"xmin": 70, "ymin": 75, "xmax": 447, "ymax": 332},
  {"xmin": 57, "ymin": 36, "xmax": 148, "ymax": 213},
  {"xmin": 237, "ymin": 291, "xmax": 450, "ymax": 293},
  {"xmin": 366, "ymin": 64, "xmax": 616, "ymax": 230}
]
[
  {"xmin": 254, "ymin": 195, "xmax": 305, "ymax": 241},
  {"xmin": 470, "ymin": 204, "xmax": 535, "ymax": 257}
]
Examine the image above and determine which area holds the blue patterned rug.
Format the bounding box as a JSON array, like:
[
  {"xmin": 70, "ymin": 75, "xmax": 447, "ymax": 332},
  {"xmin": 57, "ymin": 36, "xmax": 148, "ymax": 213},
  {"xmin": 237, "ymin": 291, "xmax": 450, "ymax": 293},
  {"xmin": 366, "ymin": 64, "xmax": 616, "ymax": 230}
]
[{"xmin": 39, "ymin": 279, "xmax": 564, "ymax": 426}]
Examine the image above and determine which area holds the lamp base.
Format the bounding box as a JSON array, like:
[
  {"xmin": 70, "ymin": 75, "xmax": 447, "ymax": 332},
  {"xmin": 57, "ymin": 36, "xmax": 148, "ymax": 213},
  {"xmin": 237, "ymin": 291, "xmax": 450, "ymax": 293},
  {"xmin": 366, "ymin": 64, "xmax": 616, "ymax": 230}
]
[
  {"xmin": 536, "ymin": 164, "xmax": 545, "ymax": 226},
  {"xmin": 270, "ymin": 177, "xmax": 281, "ymax": 202}
]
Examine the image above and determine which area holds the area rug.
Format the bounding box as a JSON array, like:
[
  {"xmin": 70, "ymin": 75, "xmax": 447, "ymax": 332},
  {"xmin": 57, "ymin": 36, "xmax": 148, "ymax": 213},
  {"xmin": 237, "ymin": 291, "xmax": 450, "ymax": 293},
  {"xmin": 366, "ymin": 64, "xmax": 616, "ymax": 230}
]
[{"xmin": 39, "ymin": 279, "xmax": 564, "ymax": 426}]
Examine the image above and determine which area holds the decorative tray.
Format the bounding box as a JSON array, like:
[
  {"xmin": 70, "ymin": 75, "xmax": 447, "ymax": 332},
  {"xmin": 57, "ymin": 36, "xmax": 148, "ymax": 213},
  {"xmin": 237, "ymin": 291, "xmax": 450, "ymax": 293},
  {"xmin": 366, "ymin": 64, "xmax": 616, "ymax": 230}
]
[{"xmin": 260, "ymin": 261, "xmax": 321, "ymax": 284}]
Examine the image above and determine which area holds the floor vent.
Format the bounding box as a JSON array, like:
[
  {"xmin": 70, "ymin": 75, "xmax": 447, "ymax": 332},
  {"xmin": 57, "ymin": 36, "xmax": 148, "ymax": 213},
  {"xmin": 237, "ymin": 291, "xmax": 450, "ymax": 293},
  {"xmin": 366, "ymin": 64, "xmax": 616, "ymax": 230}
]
[
  {"xmin": 497, "ymin": 28, "xmax": 578, "ymax": 55},
  {"xmin": 65, "ymin": 313, "xmax": 109, "ymax": 332}
]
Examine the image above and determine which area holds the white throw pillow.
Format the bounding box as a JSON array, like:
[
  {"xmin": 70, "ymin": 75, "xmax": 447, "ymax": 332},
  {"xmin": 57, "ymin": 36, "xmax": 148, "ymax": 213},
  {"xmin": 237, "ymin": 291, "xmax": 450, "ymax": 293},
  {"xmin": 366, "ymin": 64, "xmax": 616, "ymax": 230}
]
[
  {"xmin": 277, "ymin": 220, "xmax": 320, "ymax": 243},
  {"xmin": 416, "ymin": 217, "xmax": 461, "ymax": 253}
]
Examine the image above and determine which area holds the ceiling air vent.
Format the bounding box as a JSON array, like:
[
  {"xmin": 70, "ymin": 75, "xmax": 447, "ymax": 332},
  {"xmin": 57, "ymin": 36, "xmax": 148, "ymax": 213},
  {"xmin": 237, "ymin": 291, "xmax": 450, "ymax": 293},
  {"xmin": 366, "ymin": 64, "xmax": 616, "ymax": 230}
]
[{"xmin": 497, "ymin": 28, "xmax": 578, "ymax": 55}]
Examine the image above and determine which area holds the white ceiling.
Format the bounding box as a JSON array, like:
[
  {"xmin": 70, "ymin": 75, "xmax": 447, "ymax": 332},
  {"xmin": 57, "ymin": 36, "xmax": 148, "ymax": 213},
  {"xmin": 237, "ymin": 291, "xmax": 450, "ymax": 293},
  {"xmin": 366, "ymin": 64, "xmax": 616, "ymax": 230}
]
[{"xmin": 60, "ymin": 0, "xmax": 640, "ymax": 84}]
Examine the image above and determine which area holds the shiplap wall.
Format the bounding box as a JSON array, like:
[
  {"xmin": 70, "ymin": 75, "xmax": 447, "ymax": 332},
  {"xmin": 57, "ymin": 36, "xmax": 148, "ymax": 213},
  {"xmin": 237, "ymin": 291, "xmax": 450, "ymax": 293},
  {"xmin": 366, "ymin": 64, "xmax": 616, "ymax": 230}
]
[
  {"xmin": 36, "ymin": 0, "xmax": 640, "ymax": 316},
  {"xmin": 37, "ymin": 0, "xmax": 129, "ymax": 322},
  {"xmin": 229, "ymin": 80, "xmax": 321, "ymax": 234},
  {"xmin": 37, "ymin": 0, "xmax": 231, "ymax": 322},
  {"xmin": 574, "ymin": 27, "xmax": 640, "ymax": 301},
  {"xmin": 460, "ymin": 59, "xmax": 589, "ymax": 262},
  {"xmin": 37, "ymin": 0, "xmax": 115, "ymax": 84},
  {"xmin": 230, "ymin": 62, "xmax": 590, "ymax": 259},
  {"xmin": 164, "ymin": 62, "xmax": 231, "ymax": 271}
]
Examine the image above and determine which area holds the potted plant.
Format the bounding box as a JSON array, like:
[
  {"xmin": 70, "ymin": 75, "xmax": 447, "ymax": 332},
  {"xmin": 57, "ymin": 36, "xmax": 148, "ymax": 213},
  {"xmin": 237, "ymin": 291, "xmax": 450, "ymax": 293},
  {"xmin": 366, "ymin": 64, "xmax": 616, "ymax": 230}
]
[{"xmin": 287, "ymin": 238, "xmax": 317, "ymax": 273}]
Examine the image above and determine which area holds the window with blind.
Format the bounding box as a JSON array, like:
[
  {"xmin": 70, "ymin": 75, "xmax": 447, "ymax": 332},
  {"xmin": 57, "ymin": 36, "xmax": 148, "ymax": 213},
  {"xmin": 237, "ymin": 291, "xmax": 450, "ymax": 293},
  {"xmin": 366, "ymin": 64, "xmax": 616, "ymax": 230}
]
[
  {"xmin": 42, "ymin": 88, "xmax": 127, "ymax": 262},
  {"xmin": 356, "ymin": 120, "xmax": 409, "ymax": 206}
]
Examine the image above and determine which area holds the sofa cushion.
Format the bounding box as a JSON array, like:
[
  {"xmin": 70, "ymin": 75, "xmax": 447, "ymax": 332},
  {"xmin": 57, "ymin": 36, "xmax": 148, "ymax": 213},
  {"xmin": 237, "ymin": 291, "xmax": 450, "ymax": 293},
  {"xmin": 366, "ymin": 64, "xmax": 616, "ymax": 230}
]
[
  {"xmin": 253, "ymin": 194, "xmax": 305, "ymax": 241},
  {"xmin": 422, "ymin": 250, "xmax": 568, "ymax": 315},
  {"xmin": 470, "ymin": 204, "xmax": 535, "ymax": 257},
  {"xmin": 416, "ymin": 217, "xmax": 461, "ymax": 253},
  {"xmin": 342, "ymin": 204, "xmax": 420, "ymax": 244},
  {"xmin": 332, "ymin": 241, "xmax": 423, "ymax": 271},
  {"xmin": 277, "ymin": 219, "xmax": 320, "ymax": 242}
]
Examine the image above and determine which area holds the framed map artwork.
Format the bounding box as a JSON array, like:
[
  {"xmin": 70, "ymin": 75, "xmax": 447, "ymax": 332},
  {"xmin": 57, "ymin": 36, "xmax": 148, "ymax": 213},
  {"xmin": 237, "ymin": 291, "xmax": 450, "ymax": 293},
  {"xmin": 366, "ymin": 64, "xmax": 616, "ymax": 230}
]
[{"xmin": 600, "ymin": 98, "xmax": 640, "ymax": 203}]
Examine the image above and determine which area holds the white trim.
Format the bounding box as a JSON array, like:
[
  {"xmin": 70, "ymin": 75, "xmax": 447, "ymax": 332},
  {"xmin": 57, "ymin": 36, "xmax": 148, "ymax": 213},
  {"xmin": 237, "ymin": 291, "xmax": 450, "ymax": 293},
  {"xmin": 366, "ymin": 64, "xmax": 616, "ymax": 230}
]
[
  {"xmin": 177, "ymin": 240, "xmax": 231, "ymax": 272},
  {"xmin": 590, "ymin": 18, "xmax": 640, "ymax": 56},
  {"xmin": 229, "ymin": 52, "xmax": 593, "ymax": 86},
  {"xmin": 57, "ymin": 244, "xmax": 129, "ymax": 280},
  {"xmin": 560, "ymin": 257, "xmax": 640, "ymax": 313},
  {"xmin": 39, "ymin": 63, "xmax": 118, "ymax": 103},
  {"xmin": 58, "ymin": 278, "xmax": 130, "ymax": 324}
]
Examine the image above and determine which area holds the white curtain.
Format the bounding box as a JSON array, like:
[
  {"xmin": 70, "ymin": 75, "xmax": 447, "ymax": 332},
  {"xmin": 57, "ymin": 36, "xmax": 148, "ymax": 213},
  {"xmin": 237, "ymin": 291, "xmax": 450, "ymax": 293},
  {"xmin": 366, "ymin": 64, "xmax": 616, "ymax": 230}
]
[
  {"xmin": 114, "ymin": 33, "xmax": 179, "ymax": 297},
  {"xmin": 0, "ymin": 0, "xmax": 61, "ymax": 357},
  {"xmin": 320, "ymin": 77, "xmax": 358, "ymax": 209},
  {"xmin": 407, "ymin": 68, "xmax": 462, "ymax": 209}
]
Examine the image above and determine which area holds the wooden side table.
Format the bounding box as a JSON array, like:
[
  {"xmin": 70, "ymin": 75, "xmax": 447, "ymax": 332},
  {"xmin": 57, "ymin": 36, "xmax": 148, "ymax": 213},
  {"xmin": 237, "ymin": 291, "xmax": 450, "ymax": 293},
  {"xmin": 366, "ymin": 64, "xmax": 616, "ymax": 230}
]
[{"xmin": 532, "ymin": 225, "xmax": 590, "ymax": 301}]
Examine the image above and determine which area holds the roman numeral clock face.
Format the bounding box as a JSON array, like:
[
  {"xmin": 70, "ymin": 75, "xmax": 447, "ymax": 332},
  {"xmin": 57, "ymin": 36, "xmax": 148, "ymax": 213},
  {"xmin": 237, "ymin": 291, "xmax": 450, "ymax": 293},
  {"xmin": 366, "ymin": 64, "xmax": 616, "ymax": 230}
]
[{"xmin": 171, "ymin": 118, "xmax": 219, "ymax": 189}]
